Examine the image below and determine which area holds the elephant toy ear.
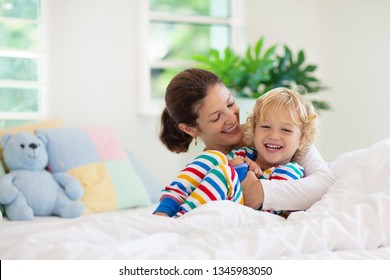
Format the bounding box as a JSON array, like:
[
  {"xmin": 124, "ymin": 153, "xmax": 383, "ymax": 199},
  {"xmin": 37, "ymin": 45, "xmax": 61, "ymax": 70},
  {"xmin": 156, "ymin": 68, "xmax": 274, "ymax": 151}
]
[{"xmin": 35, "ymin": 132, "xmax": 48, "ymax": 146}]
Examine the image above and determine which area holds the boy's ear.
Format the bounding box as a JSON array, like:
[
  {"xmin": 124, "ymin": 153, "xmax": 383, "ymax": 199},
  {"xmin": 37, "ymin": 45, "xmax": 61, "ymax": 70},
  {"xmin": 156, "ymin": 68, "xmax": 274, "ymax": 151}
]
[
  {"xmin": 298, "ymin": 135, "xmax": 306, "ymax": 150},
  {"xmin": 178, "ymin": 123, "xmax": 198, "ymax": 138}
]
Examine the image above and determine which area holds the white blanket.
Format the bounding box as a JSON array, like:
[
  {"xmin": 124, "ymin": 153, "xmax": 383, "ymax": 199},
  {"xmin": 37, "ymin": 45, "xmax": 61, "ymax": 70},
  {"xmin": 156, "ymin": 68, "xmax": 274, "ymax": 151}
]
[{"xmin": 1, "ymin": 139, "xmax": 390, "ymax": 260}]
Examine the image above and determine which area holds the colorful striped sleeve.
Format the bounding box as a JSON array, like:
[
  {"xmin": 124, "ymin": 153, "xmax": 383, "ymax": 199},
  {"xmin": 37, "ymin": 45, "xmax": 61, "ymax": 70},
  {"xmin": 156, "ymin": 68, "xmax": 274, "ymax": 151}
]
[
  {"xmin": 154, "ymin": 150, "xmax": 228, "ymax": 216},
  {"xmin": 153, "ymin": 196, "xmax": 181, "ymax": 217},
  {"xmin": 266, "ymin": 162, "xmax": 304, "ymax": 181}
]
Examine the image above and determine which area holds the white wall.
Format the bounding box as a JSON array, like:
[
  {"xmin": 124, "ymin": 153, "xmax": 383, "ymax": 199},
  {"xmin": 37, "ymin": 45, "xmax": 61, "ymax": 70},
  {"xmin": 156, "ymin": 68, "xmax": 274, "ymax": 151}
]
[
  {"xmin": 246, "ymin": 0, "xmax": 390, "ymax": 161},
  {"xmin": 46, "ymin": 0, "xmax": 202, "ymax": 186},
  {"xmin": 46, "ymin": 0, "xmax": 390, "ymax": 186},
  {"xmin": 317, "ymin": 0, "xmax": 390, "ymax": 160}
]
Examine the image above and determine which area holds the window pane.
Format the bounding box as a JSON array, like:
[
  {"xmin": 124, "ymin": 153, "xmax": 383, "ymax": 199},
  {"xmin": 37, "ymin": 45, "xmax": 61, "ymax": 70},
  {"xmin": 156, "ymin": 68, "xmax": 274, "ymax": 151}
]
[
  {"xmin": 0, "ymin": 0, "xmax": 40, "ymax": 20},
  {"xmin": 150, "ymin": 0, "xmax": 229, "ymax": 17},
  {"xmin": 150, "ymin": 22, "xmax": 229, "ymax": 61},
  {"xmin": 0, "ymin": 21, "xmax": 39, "ymax": 50},
  {"xmin": 151, "ymin": 68, "xmax": 185, "ymax": 97},
  {"xmin": 0, "ymin": 56, "xmax": 38, "ymax": 81},
  {"xmin": 0, "ymin": 87, "xmax": 39, "ymax": 112}
]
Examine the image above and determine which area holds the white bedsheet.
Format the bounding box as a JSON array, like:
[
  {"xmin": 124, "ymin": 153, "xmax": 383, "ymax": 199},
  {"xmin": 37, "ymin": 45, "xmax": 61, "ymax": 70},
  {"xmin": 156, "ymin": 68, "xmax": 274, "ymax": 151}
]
[{"xmin": 1, "ymin": 139, "xmax": 390, "ymax": 260}]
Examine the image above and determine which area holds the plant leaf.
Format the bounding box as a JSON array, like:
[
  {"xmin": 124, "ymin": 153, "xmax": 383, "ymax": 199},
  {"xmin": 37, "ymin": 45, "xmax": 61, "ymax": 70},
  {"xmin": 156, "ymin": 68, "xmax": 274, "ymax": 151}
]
[
  {"xmin": 297, "ymin": 50, "xmax": 305, "ymax": 66},
  {"xmin": 254, "ymin": 37, "xmax": 264, "ymax": 59},
  {"xmin": 191, "ymin": 37, "xmax": 330, "ymax": 111}
]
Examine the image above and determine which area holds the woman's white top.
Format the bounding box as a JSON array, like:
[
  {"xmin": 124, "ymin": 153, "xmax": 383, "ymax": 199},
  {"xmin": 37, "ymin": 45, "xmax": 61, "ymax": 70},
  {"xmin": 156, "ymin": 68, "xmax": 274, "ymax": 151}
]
[{"xmin": 261, "ymin": 145, "xmax": 335, "ymax": 211}]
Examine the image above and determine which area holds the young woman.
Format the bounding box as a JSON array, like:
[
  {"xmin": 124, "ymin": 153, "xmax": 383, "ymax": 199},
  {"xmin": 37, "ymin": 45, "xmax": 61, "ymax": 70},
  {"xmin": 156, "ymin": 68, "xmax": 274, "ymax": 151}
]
[{"xmin": 155, "ymin": 68, "xmax": 334, "ymax": 216}]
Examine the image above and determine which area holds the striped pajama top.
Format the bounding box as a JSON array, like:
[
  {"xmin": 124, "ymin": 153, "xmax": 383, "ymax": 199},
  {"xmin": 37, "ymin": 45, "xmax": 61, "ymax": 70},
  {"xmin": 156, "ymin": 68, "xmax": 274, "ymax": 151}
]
[{"xmin": 154, "ymin": 147, "xmax": 304, "ymax": 216}]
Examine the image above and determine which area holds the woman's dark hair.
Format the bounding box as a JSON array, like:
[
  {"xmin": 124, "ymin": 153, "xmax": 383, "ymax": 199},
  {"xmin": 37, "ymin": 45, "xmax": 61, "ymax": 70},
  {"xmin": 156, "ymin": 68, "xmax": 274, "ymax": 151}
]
[{"xmin": 159, "ymin": 68, "xmax": 222, "ymax": 153}]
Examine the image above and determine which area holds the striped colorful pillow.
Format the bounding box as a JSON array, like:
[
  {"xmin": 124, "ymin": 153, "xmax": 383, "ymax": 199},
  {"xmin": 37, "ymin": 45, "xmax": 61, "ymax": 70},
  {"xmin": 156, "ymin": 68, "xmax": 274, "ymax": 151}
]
[{"xmin": 36, "ymin": 127, "xmax": 151, "ymax": 214}]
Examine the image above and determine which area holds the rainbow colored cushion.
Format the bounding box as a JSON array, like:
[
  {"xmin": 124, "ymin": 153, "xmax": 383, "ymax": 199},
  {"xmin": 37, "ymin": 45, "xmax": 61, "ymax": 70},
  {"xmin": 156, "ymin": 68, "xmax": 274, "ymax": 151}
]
[{"xmin": 36, "ymin": 127, "xmax": 151, "ymax": 214}]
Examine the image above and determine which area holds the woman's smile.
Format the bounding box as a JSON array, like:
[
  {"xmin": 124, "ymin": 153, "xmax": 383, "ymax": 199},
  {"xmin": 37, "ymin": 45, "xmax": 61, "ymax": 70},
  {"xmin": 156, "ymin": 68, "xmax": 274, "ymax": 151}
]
[{"xmin": 223, "ymin": 123, "xmax": 240, "ymax": 135}]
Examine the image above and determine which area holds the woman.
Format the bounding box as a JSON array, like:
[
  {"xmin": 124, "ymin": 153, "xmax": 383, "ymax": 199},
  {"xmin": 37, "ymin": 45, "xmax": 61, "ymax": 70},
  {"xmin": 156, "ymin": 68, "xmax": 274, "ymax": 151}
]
[{"xmin": 158, "ymin": 68, "xmax": 334, "ymax": 212}]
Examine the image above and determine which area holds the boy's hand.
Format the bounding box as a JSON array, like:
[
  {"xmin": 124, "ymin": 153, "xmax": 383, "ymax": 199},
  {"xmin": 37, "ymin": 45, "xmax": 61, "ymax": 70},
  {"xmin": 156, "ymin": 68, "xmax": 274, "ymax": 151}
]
[
  {"xmin": 229, "ymin": 158, "xmax": 245, "ymax": 166},
  {"xmin": 229, "ymin": 157, "xmax": 262, "ymax": 178},
  {"xmin": 243, "ymin": 157, "xmax": 262, "ymax": 178}
]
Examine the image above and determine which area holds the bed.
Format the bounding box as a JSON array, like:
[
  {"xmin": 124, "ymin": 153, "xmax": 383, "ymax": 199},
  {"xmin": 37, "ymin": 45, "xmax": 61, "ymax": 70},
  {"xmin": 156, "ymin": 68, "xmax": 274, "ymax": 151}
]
[{"xmin": 1, "ymin": 133, "xmax": 390, "ymax": 260}]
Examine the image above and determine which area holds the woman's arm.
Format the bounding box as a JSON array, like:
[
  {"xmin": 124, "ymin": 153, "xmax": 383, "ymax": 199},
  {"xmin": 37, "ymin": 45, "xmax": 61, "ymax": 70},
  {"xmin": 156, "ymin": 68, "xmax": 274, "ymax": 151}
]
[
  {"xmin": 241, "ymin": 171, "xmax": 264, "ymax": 209},
  {"xmin": 153, "ymin": 150, "xmax": 230, "ymax": 216},
  {"xmin": 242, "ymin": 145, "xmax": 335, "ymax": 211}
]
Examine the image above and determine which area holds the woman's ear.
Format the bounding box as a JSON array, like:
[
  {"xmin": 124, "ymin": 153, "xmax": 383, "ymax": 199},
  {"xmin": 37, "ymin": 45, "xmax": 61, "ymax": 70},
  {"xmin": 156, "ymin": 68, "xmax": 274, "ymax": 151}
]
[{"xmin": 178, "ymin": 123, "xmax": 198, "ymax": 138}]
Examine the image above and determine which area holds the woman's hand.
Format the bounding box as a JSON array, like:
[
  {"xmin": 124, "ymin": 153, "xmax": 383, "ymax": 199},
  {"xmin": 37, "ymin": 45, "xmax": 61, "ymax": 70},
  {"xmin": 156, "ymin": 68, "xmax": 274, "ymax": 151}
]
[
  {"xmin": 241, "ymin": 171, "xmax": 264, "ymax": 210},
  {"xmin": 153, "ymin": 212, "xmax": 169, "ymax": 217}
]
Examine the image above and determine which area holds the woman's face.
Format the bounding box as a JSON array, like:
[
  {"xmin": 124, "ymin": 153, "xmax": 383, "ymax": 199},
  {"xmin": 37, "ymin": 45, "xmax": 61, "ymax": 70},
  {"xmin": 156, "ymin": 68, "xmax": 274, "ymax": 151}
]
[{"xmin": 195, "ymin": 83, "xmax": 243, "ymax": 153}]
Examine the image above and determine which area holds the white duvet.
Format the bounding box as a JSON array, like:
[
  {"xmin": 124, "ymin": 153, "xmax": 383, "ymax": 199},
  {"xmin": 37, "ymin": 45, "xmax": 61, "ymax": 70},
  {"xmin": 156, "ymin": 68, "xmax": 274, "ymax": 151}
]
[{"xmin": 1, "ymin": 139, "xmax": 390, "ymax": 260}]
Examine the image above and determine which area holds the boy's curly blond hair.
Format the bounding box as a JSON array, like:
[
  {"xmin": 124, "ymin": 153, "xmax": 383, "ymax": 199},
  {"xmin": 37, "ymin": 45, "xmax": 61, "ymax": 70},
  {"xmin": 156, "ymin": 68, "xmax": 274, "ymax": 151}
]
[{"xmin": 244, "ymin": 87, "xmax": 318, "ymax": 160}]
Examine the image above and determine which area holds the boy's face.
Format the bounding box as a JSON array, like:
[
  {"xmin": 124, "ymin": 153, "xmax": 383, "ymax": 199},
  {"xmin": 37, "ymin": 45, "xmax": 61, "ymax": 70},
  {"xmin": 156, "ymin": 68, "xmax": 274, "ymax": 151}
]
[{"xmin": 253, "ymin": 109, "xmax": 302, "ymax": 170}]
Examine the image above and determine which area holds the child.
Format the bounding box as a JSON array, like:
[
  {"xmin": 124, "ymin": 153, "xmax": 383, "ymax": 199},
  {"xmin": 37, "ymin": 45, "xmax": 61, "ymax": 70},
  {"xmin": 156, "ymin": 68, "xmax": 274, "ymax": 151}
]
[{"xmin": 153, "ymin": 87, "xmax": 318, "ymax": 217}]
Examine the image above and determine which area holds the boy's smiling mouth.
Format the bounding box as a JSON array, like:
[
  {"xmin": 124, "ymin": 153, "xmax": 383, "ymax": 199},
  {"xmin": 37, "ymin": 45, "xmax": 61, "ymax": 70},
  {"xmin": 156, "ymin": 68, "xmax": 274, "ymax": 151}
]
[{"xmin": 265, "ymin": 144, "xmax": 283, "ymax": 151}]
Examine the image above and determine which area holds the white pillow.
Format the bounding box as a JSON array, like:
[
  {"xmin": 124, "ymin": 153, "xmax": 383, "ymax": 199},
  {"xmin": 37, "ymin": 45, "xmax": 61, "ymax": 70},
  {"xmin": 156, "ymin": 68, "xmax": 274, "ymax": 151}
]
[{"xmin": 328, "ymin": 149, "xmax": 366, "ymax": 179}]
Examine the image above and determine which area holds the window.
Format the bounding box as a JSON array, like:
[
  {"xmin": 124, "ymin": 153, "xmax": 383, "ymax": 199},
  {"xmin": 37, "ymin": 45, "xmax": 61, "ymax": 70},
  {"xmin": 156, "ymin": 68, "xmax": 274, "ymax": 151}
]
[
  {"xmin": 139, "ymin": 0, "xmax": 244, "ymax": 115},
  {"xmin": 0, "ymin": 0, "xmax": 44, "ymax": 128}
]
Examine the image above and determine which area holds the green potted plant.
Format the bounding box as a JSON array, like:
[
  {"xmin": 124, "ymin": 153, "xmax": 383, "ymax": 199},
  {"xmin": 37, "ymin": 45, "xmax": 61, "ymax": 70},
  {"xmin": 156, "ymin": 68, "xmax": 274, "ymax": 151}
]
[{"xmin": 193, "ymin": 37, "xmax": 330, "ymax": 112}]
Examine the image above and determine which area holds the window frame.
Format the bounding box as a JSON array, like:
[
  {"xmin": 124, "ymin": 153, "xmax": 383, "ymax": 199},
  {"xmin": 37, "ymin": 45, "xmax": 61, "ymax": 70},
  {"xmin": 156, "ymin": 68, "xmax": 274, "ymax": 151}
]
[
  {"xmin": 137, "ymin": 0, "xmax": 245, "ymax": 116},
  {"xmin": 0, "ymin": 0, "xmax": 47, "ymax": 121}
]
